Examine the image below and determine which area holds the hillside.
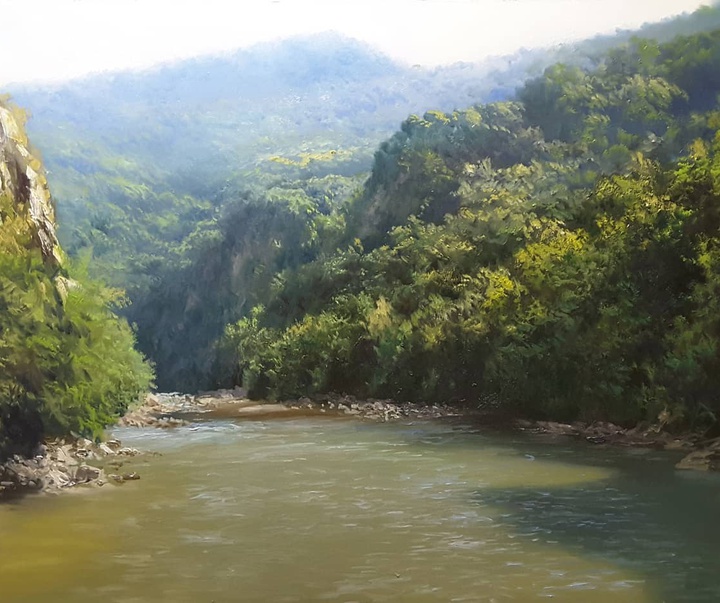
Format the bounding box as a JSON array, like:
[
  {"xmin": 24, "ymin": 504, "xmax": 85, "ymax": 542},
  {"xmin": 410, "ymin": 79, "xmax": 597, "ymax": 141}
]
[
  {"xmin": 142, "ymin": 26, "xmax": 720, "ymax": 434},
  {"xmin": 3, "ymin": 7, "xmax": 716, "ymax": 286},
  {"xmin": 5, "ymin": 9, "xmax": 718, "ymax": 291},
  {"xmin": 7, "ymin": 33, "xmax": 536, "ymax": 295}
]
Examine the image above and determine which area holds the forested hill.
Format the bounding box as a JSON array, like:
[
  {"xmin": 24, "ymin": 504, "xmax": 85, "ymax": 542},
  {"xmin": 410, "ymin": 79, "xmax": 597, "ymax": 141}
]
[
  {"xmin": 136, "ymin": 23, "xmax": 720, "ymax": 435},
  {"xmin": 7, "ymin": 33, "xmax": 545, "ymax": 294},
  {"xmin": 0, "ymin": 100, "xmax": 152, "ymax": 460},
  {"xmin": 8, "ymin": 6, "xmax": 720, "ymax": 292},
  {"xmin": 13, "ymin": 6, "xmax": 720, "ymax": 181},
  {"xmin": 10, "ymin": 31, "xmax": 545, "ymax": 193}
]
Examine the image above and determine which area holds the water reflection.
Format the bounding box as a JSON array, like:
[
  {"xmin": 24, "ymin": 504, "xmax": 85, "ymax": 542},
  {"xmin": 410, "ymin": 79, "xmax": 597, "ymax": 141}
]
[{"xmin": 468, "ymin": 435, "xmax": 720, "ymax": 602}]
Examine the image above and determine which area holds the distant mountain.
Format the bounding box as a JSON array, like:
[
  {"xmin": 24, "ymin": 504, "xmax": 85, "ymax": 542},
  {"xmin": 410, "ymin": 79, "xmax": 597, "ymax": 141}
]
[
  {"xmin": 9, "ymin": 33, "xmax": 505, "ymax": 182},
  {"xmin": 4, "ymin": 32, "xmax": 552, "ymax": 286},
  {"xmin": 11, "ymin": 8, "xmax": 720, "ymax": 189}
]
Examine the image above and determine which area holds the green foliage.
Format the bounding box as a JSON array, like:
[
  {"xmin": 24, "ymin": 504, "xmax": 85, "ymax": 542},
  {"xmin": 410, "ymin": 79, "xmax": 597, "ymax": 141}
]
[
  {"xmin": 12, "ymin": 12, "xmax": 720, "ymax": 430},
  {"xmin": 348, "ymin": 103, "xmax": 546, "ymax": 248},
  {"xmin": 11, "ymin": 32, "xmax": 586, "ymax": 293},
  {"xmin": 128, "ymin": 178, "xmax": 359, "ymax": 392},
  {"xmin": 0, "ymin": 193, "xmax": 153, "ymax": 458},
  {"xmin": 207, "ymin": 26, "xmax": 720, "ymax": 428},
  {"xmin": 223, "ymin": 299, "xmax": 371, "ymax": 399}
]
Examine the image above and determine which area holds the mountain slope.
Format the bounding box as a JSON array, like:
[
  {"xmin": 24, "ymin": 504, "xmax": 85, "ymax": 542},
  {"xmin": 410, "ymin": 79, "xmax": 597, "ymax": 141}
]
[
  {"xmin": 7, "ymin": 6, "xmax": 719, "ymax": 286},
  {"xmin": 198, "ymin": 27, "xmax": 720, "ymax": 431},
  {"xmin": 8, "ymin": 8, "xmax": 720, "ymax": 278},
  {"xmin": 7, "ymin": 5, "xmax": 720, "ymax": 405}
]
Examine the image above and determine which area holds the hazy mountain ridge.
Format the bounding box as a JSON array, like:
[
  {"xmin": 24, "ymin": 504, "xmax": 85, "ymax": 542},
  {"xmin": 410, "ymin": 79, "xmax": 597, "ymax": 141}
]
[
  {"xmin": 5, "ymin": 31, "xmax": 548, "ymax": 290},
  {"xmin": 9, "ymin": 32, "xmax": 512, "ymax": 177},
  {"xmin": 11, "ymin": 6, "xmax": 720, "ymax": 186}
]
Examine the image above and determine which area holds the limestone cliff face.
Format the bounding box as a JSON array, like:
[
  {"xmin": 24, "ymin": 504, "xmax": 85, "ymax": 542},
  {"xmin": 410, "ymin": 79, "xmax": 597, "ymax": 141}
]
[{"xmin": 0, "ymin": 99, "xmax": 62, "ymax": 266}]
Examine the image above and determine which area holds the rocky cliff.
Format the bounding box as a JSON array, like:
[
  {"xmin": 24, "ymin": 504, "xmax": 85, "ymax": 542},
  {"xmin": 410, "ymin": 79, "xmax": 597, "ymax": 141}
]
[{"xmin": 0, "ymin": 98, "xmax": 62, "ymax": 266}]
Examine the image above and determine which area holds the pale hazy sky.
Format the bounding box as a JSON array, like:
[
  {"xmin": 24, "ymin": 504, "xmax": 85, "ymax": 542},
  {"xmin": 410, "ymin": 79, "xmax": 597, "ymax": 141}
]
[{"xmin": 0, "ymin": 0, "xmax": 712, "ymax": 86}]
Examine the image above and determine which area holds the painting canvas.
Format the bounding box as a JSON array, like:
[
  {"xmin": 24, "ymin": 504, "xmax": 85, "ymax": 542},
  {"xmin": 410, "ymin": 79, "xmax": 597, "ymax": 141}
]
[{"xmin": 2, "ymin": 0, "xmax": 720, "ymax": 600}]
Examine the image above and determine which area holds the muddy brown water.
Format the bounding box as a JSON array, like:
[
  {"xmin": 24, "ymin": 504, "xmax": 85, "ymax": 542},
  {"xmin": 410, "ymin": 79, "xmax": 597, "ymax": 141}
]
[{"xmin": 1, "ymin": 416, "xmax": 719, "ymax": 602}]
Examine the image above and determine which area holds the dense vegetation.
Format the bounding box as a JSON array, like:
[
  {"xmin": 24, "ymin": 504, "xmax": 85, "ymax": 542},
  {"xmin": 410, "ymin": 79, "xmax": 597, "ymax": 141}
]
[
  {"xmin": 10, "ymin": 34, "xmax": 520, "ymax": 293},
  {"xmin": 187, "ymin": 26, "xmax": 720, "ymax": 430},
  {"xmin": 0, "ymin": 105, "xmax": 152, "ymax": 459},
  {"xmin": 8, "ymin": 5, "xmax": 720, "ymax": 439}
]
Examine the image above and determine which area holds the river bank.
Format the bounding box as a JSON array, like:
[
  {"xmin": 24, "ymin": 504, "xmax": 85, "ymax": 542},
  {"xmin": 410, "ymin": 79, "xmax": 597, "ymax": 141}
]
[
  {"xmin": 121, "ymin": 390, "xmax": 720, "ymax": 471},
  {"xmin": 118, "ymin": 390, "xmax": 465, "ymax": 426},
  {"xmin": 0, "ymin": 437, "xmax": 149, "ymax": 499},
  {"xmin": 3, "ymin": 389, "xmax": 718, "ymax": 498}
]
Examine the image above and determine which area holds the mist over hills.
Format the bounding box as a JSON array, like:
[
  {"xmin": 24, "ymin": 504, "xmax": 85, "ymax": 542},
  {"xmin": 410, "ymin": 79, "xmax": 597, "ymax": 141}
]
[
  {"xmin": 10, "ymin": 32, "xmax": 514, "ymax": 180},
  {"xmin": 3, "ymin": 6, "xmax": 717, "ymax": 288},
  {"xmin": 11, "ymin": 5, "xmax": 720, "ymax": 182},
  {"xmin": 6, "ymin": 31, "xmax": 548, "ymax": 281}
]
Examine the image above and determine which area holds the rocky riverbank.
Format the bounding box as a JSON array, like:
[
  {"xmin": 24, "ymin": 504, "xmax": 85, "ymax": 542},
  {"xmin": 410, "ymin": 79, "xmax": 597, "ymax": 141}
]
[
  {"xmin": 120, "ymin": 390, "xmax": 720, "ymax": 472},
  {"xmin": 118, "ymin": 389, "xmax": 463, "ymax": 426},
  {"xmin": 0, "ymin": 437, "xmax": 147, "ymax": 499},
  {"xmin": 515, "ymin": 419, "xmax": 720, "ymax": 471},
  {"xmin": 3, "ymin": 389, "xmax": 455, "ymax": 499},
  {"xmin": 4, "ymin": 391, "xmax": 717, "ymax": 499}
]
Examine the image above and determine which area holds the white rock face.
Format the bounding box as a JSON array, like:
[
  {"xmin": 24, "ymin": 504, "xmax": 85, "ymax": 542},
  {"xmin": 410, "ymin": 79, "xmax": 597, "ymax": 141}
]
[{"xmin": 0, "ymin": 100, "xmax": 62, "ymax": 266}]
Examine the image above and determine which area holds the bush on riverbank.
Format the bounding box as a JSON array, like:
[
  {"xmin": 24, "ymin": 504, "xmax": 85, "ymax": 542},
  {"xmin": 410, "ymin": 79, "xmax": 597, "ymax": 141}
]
[{"xmin": 0, "ymin": 193, "xmax": 153, "ymax": 459}]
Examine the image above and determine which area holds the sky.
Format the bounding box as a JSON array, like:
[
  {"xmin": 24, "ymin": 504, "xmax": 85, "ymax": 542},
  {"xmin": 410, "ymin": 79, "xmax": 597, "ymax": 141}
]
[{"xmin": 0, "ymin": 0, "xmax": 712, "ymax": 86}]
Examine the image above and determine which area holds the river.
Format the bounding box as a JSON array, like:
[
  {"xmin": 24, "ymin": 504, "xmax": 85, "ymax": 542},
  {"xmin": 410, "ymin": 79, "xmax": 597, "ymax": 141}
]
[{"xmin": 1, "ymin": 416, "xmax": 719, "ymax": 602}]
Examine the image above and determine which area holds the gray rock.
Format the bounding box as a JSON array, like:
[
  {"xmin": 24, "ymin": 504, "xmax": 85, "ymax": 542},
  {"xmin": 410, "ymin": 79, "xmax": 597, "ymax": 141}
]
[
  {"xmin": 56, "ymin": 445, "xmax": 79, "ymax": 466},
  {"xmin": 74, "ymin": 465, "xmax": 102, "ymax": 483},
  {"xmin": 676, "ymin": 448, "xmax": 720, "ymax": 471},
  {"xmin": 117, "ymin": 447, "xmax": 140, "ymax": 456},
  {"xmin": 97, "ymin": 443, "xmax": 116, "ymax": 456}
]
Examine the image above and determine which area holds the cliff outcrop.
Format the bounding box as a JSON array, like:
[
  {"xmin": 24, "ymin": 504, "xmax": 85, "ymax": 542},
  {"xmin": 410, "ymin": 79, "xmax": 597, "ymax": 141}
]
[{"xmin": 0, "ymin": 98, "xmax": 62, "ymax": 266}]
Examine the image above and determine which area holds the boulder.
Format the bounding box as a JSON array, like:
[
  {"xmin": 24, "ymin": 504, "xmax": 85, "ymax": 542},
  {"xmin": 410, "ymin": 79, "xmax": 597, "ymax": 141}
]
[
  {"xmin": 74, "ymin": 464, "xmax": 102, "ymax": 483},
  {"xmin": 97, "ymin": 443, "xmax": 116, "ymax": 456},
  {"xmin": 676, "ymin": 440, "xmax": 720, "ymax": 471}
]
